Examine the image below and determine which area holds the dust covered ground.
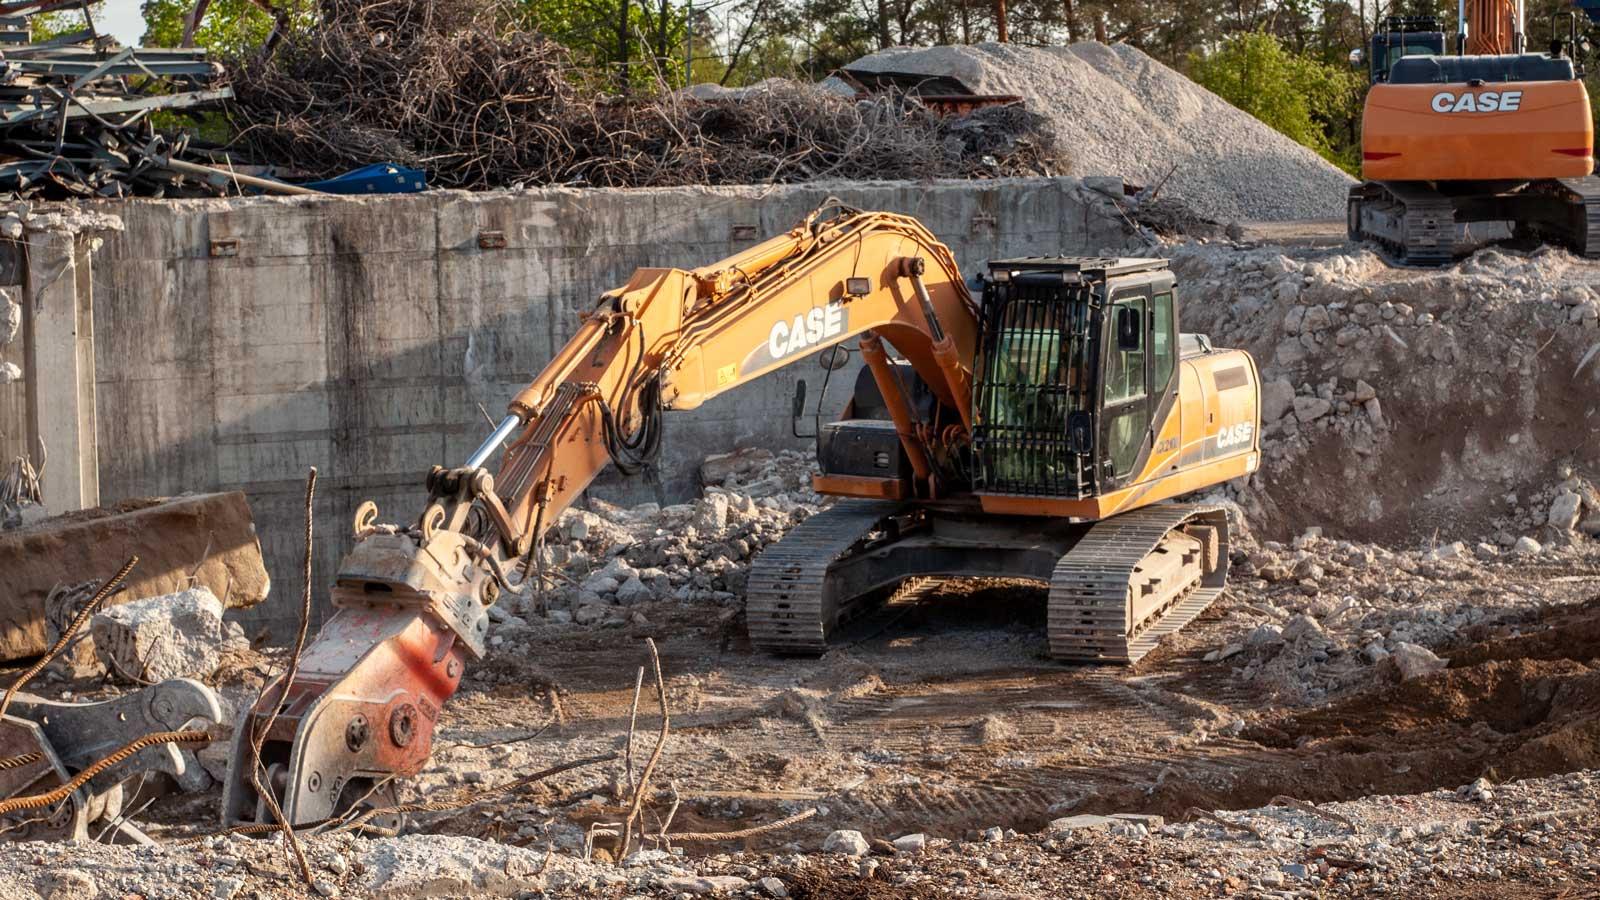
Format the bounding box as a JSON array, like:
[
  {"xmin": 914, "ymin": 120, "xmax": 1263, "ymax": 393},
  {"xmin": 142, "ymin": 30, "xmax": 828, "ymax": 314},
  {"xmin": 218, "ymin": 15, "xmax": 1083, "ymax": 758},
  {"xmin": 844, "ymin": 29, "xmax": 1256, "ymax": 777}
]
[{"xmin": 4, "ymin": 235, "xmax": 1600, "ymax": 898}]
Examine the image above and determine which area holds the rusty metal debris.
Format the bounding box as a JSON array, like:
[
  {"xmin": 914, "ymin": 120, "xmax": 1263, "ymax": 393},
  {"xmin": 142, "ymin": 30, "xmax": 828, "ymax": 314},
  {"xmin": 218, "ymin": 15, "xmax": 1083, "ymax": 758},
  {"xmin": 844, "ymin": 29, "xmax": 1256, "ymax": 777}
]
[
  {"xmin": 0, "ymin": 2, "xmax": 245, "ymax": 199},
  {"xmin": 0, "ymin": 557, "xmax": 224, "ymax": 843}
]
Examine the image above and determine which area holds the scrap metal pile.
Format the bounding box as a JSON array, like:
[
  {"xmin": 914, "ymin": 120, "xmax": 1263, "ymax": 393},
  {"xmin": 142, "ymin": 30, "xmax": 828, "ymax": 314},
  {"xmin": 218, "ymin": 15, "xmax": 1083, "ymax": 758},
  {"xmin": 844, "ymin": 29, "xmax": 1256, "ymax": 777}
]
[
  {"xmin": 0, "ymin": 4, "xmax": 241, "ymax": 199},
  {"xmin": 224, "ymin": 0, "xmax": 1065, "ymax": 189}
]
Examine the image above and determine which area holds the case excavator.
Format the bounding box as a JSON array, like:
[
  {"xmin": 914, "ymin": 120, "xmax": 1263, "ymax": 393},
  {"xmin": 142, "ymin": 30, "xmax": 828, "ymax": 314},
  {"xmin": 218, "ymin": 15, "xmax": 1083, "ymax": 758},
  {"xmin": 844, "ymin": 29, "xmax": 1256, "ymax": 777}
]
[
  {"xmin": 1348, "ymin": 5, "xmax": 1600, "ymax": 263},
  {"xmin": 221, "ymin": 203, "xmax": 1260, "ymax": 829}
]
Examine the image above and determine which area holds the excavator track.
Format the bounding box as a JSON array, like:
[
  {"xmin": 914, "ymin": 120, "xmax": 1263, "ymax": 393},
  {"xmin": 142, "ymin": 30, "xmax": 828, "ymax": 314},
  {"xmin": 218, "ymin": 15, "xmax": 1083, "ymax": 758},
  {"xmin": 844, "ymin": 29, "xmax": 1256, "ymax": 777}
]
[
  {"xmin": 746, "ymin": 499, "xmax": 907, "ymax": 654},
  {"xmin": 1522, "ymin": 176, "xmax": 1600, "ymax": 259},
  {"xmin": 1347, "ymin": 181, "xmax": 1455, "ymax": 266},
  {"xmin": 1047, "ymin": 504, "xmax": 1229, "ymax": 664},
  {"xmin": 1351, "ymin": 177, "xmax": 1600, "ymax": 264}
]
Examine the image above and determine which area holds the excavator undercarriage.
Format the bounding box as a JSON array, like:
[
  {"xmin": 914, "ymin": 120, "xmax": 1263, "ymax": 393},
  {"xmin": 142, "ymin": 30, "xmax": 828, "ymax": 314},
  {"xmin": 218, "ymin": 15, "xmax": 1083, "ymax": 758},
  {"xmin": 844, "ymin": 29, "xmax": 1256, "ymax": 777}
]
[
  {"xmin": 746, "ymin": 501, "xmax": 1228, "ymax": 663},
  {"xmin": 1348, "ymin": 177, "xmax": 1600, "ymax": 265}
]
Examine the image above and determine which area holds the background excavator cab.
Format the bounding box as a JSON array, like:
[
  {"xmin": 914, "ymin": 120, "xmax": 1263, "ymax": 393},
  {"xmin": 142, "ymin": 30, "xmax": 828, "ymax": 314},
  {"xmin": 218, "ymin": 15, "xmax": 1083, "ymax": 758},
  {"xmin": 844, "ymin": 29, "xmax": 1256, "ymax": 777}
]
[{"xmin": 1355, "ymin": 16, "xmax": 1447, "ymax": 84}]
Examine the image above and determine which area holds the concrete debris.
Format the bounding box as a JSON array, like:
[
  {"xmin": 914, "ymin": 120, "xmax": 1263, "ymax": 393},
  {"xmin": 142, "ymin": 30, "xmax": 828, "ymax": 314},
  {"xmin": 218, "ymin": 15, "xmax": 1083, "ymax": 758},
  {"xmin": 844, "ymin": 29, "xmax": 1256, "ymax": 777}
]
[
  {"xmin": 1549, "ymin": 491, "xmax": 1584, "ymax": 530},
  {"xmin": 518, "ymin": 450, "xmax": 819, "ymax": 624},
  {"xmin": 1389, "ymin": 641, "xmax": 1446, "ymax": 681},
  {"xmin": 0, "ymin": 289, "xmax": 17, "ymax": 346},
  {"xmin": 91, "ymin": 587, "xmax": 226, "ymax": 683},
  {"xmin": 1166, "ymin": 239, "xmax": 1600, "ymax": 545},
  {"xmin": 822, "ymin": 829, "xmax": 870, "ymax": 856},
  {"xmin": 0, "ymin": 492, "xmax": 269, "ymax": 662},
  {"xmin": 1049, "ymin": 814, "xmax": 1117, "ymax": 832},
  {"xmin": 892, "ymin": 833, "xmax": 928, "ymax": 853}
]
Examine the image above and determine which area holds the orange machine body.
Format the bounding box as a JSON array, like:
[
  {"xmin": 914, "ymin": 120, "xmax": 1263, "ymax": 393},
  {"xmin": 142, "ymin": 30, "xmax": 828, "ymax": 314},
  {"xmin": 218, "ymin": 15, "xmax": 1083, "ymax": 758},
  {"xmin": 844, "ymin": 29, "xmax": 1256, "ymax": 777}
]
[{"xmin": 1361, "ymin": 79, "xmax": 1594, "ymax": 182}]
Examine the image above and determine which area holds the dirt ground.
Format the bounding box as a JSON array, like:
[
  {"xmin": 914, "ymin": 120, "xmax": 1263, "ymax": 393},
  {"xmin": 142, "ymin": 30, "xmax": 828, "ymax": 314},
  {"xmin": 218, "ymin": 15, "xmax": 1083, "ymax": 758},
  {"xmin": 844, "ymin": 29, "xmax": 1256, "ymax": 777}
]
[{"xmin": 407, "ymin": 545, "xmax": 1600, "ymax": 860}]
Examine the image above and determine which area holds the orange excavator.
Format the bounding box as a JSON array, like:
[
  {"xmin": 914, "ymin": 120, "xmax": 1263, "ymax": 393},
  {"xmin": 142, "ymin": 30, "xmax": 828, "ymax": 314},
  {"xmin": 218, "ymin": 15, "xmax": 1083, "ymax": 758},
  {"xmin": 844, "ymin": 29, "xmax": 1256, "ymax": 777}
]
[
  {"xmin": 1349, "ymin": 5, "xmax": 1600, "ymax": 263},
  {"xmin": 221, "ymin": 203, "xmax": 1260, "ymax": 828}
]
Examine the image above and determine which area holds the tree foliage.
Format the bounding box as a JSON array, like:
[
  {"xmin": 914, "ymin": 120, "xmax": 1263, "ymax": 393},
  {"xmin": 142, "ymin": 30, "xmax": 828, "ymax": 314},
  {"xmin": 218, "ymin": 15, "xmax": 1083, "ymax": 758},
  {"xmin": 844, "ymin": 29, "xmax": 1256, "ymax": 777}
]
[
  {"xmin": 139, "ymin": 0, "xmax": 316, "ymax": 57},
  {"xmin": 1190, "ymin": 31, "xmax": 1364, "ymax": 172},
  {"xmin": 136, "ymin": 0, "xmax": 1595, "ymax": 177}
]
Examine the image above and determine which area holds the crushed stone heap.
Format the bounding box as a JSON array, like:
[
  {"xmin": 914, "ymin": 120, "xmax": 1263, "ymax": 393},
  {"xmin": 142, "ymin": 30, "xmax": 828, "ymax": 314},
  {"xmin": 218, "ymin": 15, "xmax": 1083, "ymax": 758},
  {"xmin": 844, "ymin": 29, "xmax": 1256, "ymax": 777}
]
[{"xmin": 845, "ymin": 42, "xmax": 1356, "ymax": 222}]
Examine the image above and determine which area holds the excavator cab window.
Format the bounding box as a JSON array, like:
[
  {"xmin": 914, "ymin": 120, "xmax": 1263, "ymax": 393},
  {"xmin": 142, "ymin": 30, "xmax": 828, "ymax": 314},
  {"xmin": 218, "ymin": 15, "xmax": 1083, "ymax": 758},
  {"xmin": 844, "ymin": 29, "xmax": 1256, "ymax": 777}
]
[
  {"xmin": 971, "ymin": 274, "xmax": 1095, "ymax": 497},
  {"xmin": 1151, "ymin": 292, "xmax": 1176, "ymax": 395},
  {"xmin": 1364, "ymin": 17, "xmax": 1445, "ymax": 84},
  {"xmin": 1102, "ymin": 295, "xmax": 1149, "ymax": 479}
]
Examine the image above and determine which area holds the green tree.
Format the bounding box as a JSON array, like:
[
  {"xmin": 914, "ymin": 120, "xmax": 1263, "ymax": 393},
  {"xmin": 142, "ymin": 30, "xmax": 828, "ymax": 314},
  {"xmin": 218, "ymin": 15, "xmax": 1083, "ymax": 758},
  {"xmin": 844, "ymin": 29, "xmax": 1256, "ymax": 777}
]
[
  {"xmin": 139, "ymin": 0, "xmax": 314, "ymax": 56},
  {"xmin": 1190, "ymin": 31, "xmax": 1363, "ymax": 172}
]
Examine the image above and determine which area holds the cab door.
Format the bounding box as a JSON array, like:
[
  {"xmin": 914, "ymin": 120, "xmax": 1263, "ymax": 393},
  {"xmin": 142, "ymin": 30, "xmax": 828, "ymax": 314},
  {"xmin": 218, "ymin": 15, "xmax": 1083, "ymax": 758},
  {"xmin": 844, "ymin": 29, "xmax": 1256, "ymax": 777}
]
[{"xmin": 1098, "ymin": 283, "xmax": 1178, "ymax": 490}]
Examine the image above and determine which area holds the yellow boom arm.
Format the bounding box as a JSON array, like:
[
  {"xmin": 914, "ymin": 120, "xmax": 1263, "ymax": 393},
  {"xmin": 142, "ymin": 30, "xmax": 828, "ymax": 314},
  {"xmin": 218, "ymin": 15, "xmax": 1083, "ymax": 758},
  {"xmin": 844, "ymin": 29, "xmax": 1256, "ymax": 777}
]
[{"xmin": 429, "ymin": 202, "xmax": 980, "ymax": 572}]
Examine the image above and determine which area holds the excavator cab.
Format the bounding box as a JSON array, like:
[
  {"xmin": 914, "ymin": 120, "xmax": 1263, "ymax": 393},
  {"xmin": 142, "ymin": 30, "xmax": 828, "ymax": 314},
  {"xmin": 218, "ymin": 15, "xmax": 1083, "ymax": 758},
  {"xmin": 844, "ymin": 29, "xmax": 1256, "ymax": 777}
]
[
  {"xmin": 1357, "ymin": 16, "xmax": 1446, "ymax": 84},
  {"xmin": 971, "ymin": 257, "xmax": 1180, "ymax": 501}
]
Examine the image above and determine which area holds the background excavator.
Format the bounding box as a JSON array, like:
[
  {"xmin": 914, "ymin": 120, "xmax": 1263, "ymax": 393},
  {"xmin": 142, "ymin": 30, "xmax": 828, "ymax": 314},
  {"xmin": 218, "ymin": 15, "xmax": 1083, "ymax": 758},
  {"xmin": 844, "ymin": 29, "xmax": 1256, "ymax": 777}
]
[
  {"xmin": 221, "ymin": 203, "xmax": 1260, "ymax": 829},
  {"xmin": 1348, "ymin": 2, "xmax": 1600, "ymax": 263}
]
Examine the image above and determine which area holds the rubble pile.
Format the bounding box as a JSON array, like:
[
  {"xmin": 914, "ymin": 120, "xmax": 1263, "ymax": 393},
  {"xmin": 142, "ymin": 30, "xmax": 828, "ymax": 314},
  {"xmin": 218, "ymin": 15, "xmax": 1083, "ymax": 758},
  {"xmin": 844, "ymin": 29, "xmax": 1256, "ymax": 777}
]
[
  {"xmin": 520, "ymin": 448, "xmax": 820, "ymax": 628},
  {"xmin": 0, "ymin": 768, "xmax": 1592, "ymax": 896},
  {"xmin": 1209, "ymin": 523, "xmax": 1600, "ymax": 702},
  {"xmin": 1164, "ymin": 240, "xmax": 1600, "ymax": 544}
]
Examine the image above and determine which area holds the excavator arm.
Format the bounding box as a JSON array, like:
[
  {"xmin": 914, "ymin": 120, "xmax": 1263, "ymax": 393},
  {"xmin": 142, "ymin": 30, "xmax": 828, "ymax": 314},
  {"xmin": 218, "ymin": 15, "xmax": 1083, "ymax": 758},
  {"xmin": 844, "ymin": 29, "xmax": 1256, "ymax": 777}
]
[{"xmin": 222, "ymin": 202, "xmax": 982, "ymax": 827}]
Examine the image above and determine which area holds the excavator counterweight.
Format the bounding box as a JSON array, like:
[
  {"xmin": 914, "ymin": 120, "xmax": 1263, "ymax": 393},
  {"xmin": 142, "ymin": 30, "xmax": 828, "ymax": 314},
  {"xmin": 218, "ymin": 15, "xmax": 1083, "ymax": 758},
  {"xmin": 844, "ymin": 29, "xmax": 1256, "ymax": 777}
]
[{"xmin": 223, "ymin": 204, "xmax": 1260, "ymax": 830}]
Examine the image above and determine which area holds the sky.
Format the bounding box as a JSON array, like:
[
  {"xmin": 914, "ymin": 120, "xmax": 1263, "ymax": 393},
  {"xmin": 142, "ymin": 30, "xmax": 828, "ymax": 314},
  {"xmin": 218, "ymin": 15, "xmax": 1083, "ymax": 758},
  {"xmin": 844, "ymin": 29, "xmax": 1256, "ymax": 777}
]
[{"xmin": 92, "ymin": 0, "xmax": 146, "ymax": 45}]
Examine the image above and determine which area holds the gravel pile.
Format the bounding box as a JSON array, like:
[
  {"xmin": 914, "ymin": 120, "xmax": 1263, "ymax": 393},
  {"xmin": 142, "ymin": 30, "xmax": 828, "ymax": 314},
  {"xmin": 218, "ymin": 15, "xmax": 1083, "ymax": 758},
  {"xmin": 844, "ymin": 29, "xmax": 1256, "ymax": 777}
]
[
  {"xmin": 845, "ymin": 41, "xmax": 1356, "ymax": 222},
  {"xmin": 1200, "ymin": 525, "xmax": 1600, "ymax": 703}
]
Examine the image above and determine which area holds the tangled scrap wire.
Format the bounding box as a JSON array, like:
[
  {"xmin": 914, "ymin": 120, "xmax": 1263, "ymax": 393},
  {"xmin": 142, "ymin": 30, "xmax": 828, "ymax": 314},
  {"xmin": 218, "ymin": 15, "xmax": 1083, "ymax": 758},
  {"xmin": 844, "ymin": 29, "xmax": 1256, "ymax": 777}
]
[{"xmin": 224, "ymin": 0, "xmax": 1066, "ymax": 189}]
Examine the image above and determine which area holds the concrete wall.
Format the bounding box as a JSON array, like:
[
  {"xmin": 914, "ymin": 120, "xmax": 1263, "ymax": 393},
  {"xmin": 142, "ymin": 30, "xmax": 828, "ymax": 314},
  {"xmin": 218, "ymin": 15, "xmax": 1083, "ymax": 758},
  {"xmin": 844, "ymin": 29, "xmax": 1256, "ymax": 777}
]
[{"xmin": 82, "ymin": 177, "xmax": 1128, "ymax": 635}]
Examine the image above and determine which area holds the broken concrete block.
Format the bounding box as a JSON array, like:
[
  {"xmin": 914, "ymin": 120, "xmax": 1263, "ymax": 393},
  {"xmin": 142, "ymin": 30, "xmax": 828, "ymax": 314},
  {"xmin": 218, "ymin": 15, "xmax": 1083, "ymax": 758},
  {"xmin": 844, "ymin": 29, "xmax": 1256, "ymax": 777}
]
[
  {"xmin": 1292, "ymin": 395, "xmax": 1332, "ymax": 423},
  {"xmin": 1391, "ymin": 641, "xmax": 1445, "ymax": 681},
  {"xmin": 0, "ymin": 288, "xmax": 17, "ymax": 345},
  {"xmin": 0, "ymin": 492, "xmax": 269, "ymax": 662},
  {"xmin": 1048, "ymin": 814, "xmax": 1117, "ymax": 832},
  {"xmin": 614, "ymin": 576, "xmax": 654, "ymax": 606},
  {"xmin": 1260, "ymin": 378, "xmax": 1295, "ymax": 423},
  {"xmin": 1111, "ymin": 813, "xmax": 1165, "ymax": 829},
  {"xmin": 822, "ymin": 829, "xmax": 870, "ymax": 856},
  {"xmin": 692, "ymin": 493, "xmax": 730, "ymax": 534},
  {"xmin": 891, "ymin": 833, "xmax": 927, "ymax": 853},
  {"xmin": 1549, "ymin": 491, "xmax": 1583, "ymax": 531},
  {"xmin": 657, "ymin": 875, "xmax": 749, "ymax": 896},
  {"xmin": 699, "ymin": 447, "xmax": 774, "ymax": 486},
  {"xmin": 91, "ymin": 587, "xmax": 225, "ymax": 682}
]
